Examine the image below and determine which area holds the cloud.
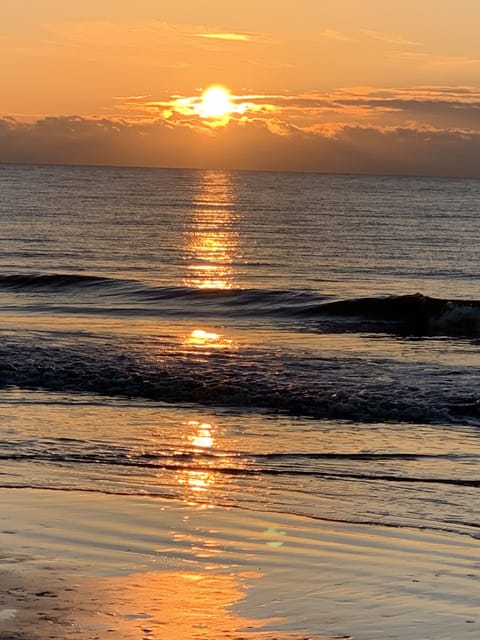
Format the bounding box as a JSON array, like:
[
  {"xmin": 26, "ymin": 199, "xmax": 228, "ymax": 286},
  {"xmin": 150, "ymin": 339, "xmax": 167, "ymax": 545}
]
[
  {"xmin": 44, "ymin": 20, "xmax": 262, "ymax": 51},
  {"xmin": 192, "ymin": 33, "xmax": 254, "ymax": 42},
  {"xmin": 386, "ymin": 50, "xmax": 480, "ymax": 70},
  {"xmin": 26, "ymin": 19, "xmax": 264, "ymax": 68},
  {"xmin": 113, "ymin": 85, "xmax": 480, "ymax": 134},
  {"xmin": 1, "ymin": 114, "xmax": 480, "ymax": 178},
  {"xmin": 260, "ymin": 86, "xmax": 480, "ymax": 130},
  {"xmin": 318, "ymin": 30, "xmax": 355, "ymax": 43},
  {"xmin": 361, "ymin": 29, "xmax": 423, "ymax": 47}
]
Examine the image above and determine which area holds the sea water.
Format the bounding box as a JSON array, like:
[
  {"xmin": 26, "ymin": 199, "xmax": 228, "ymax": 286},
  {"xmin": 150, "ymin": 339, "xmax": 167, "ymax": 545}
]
[{"xmin": 0, "ymin": 164, "xmax": 480, "ymax": 636}]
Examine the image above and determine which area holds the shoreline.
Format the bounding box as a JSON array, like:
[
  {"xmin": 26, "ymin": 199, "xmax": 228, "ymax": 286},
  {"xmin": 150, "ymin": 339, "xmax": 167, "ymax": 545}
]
[{"xmin": 1, "ymin": 487, "xmax": 479, "ymax": 639}]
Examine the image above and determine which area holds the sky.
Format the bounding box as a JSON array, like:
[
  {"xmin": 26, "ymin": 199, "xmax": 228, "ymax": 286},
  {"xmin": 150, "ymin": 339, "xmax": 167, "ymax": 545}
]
[{"xmin": 2, "ymin": 0, "xmax": 480, "ymax": 176}]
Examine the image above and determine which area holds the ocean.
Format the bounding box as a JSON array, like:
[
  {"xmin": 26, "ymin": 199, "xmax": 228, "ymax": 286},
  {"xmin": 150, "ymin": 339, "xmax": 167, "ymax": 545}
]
[{"xmin": 1, "ymin": 163, "xmax": 479, "ymax": 638}]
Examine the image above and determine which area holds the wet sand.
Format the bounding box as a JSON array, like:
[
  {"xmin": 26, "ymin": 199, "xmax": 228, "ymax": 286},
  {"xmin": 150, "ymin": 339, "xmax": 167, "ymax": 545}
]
[
  {"xmin": 0, "ymin": 564, "xmax": 327, "ymax": 640},
  {"xmin": 1, "ymin": 488, "xmax": 479, "ymax": 639}
]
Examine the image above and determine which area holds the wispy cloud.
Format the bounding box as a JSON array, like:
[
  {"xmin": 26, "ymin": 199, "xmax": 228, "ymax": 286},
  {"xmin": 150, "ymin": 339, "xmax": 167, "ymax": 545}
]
[
  {"xmin": 387, "ymin": 50, "xmax": 480, "ymax": 69},
  {"xmin": 361, "ymin": 29, "xmax": 423, "ymax": 47},
  {"xmin": 318, "ymin": 30, "xmax": 355, "ymax": 43},
  {"xmin": 38, "ymin": 20, "xmax": 262, "ymax": 62},
  {"xmin": 192, "ymin": 33, "xmax": 254, "ymax": 42}
]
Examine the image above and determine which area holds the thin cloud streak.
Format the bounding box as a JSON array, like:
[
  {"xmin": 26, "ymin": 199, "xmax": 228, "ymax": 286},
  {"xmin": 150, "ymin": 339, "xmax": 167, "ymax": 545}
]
[
  {"xmin": 192, "ymin": 33, "xmax": 254, "ymax": 42},
  {"xmin": 360, "ymin": 29, "xmax": 423, "ymax": 47},
  {"xmin": 386, "ymin": 50, "xmax": 480, "ymax": 69},
  {"xmin": 318, "ymin": 30, "xmax": 356, "ymax": 43}
]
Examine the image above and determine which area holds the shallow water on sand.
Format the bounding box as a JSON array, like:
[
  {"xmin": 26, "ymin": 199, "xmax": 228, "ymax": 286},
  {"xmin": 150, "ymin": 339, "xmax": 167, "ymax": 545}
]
[
  {"xmin": 1, "ymin": 487, "xmax": 480, "ymax": 639},
  {"xmin": 1, "ymin": 389, "xmax": 480, "ymax": 539}
]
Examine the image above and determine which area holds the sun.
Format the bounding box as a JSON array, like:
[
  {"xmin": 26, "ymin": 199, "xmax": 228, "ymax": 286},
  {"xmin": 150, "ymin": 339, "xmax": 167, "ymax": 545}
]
[{"xmin": 198, "ymin": 86, "xmax": 234, "ymax": 119}]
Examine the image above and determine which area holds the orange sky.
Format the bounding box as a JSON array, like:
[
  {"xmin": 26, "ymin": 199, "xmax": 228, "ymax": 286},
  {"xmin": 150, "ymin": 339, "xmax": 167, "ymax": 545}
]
[{"xmin": 2, "ymin": 0, "xmax": 480, "ymax": 175}]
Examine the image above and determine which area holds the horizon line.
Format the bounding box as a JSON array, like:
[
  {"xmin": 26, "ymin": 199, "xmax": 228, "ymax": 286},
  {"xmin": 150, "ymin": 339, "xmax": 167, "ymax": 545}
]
[{"xmin": 1, "ymin": 160, "xmax": 479, "ymax": 182}]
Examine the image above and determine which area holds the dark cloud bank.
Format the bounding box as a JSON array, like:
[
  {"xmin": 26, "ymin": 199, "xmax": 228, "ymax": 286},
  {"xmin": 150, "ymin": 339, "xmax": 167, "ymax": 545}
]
[{"xmin": 1, "ymin": 115, "xmax": 480, "ymax": 177}]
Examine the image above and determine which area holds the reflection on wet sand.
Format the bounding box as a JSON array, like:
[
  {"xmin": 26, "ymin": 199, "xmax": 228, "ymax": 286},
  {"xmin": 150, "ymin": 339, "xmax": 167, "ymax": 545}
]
[
  {"xmin": 83, "ymin": 570, "xmax": 278, "ymax": 639},
  {"xmin": 183, "ymin": 171, "xmax": 242, "ymax": 289},
  {"xmin": 2, "ymin": 565, "xmax": 317, "ymax": 640}
]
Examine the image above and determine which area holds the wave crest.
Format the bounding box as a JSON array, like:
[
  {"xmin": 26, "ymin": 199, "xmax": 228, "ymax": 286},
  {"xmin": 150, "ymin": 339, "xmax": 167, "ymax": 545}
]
[{"xmin": 1, "ymin": 272, "xmax": 479, "ymax": 337}]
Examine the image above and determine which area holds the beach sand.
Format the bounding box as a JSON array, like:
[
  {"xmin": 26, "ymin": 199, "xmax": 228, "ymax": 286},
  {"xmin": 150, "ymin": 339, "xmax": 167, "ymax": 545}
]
[{"xmin": 1, "ymin": 488, "xmax": 479, "ymax": 639}]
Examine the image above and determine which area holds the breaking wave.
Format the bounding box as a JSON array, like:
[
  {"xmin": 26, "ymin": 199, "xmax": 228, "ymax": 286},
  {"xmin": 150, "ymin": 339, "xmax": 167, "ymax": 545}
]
[{"xmin": 0, "ymin": 335, "xmax": 478, "ymax": 426}]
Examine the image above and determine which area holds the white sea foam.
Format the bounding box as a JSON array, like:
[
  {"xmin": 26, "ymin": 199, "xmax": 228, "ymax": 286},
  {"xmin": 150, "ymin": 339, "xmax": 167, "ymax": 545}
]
[
  {"xmin": 0, "ymin": 608, "xmax": 16, "ymax": 621},
  {"xmin": 431, "ymin": 305, "xmax": 480, "ymax": 336}
]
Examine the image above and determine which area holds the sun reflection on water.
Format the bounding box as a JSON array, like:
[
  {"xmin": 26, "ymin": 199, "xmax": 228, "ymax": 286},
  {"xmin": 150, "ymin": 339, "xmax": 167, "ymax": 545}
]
[
  {"xmin": 176, "ymin": 420, "xmax": 217, "ymax": 503},
  {"xmin": 184, "ymin": 328, "xmax": 234, "ymax": 351},
  {"xmin": 173, "ymin": 418, "xmax": 243, "ymax": 507},
  {"xmin": 187, "ymin": 420, "xmax": 215, "ymax": 449},
  {"xmin": 183, "ymin": 171, "xmax": 242, "ymax": 289}
]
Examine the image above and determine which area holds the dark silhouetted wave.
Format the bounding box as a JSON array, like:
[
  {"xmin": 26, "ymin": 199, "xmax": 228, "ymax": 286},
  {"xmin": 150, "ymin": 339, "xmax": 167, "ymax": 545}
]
[
  {"xmin": 0, "ymin": 272, "xmax": 112, "ymax": 289},
  {"xmin": 304, "ymin": 292, "xmax": 480, "ymax": 336},
  {"xmin": 1, "ymin": 272, "xmax": 480, "ymax": 336}
]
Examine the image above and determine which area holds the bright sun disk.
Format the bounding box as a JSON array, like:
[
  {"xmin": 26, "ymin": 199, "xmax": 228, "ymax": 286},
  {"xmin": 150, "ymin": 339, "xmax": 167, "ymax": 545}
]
[{"xmin": 198, "ymin": 86, "xmax": 233, "ymax": 119}]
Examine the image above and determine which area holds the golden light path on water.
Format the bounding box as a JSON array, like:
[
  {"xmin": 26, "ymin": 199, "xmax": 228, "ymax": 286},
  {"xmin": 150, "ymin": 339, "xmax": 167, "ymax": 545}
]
[
  {"xmin": 183, "ymin": 171, "xmax": 241, "ymax": 289},
  {"xmin": 177, "ymin": 419, "xmax": 216, "ymax": 496},
  {"xmin": 174, "ymin": 412, "xmax": 240, "ymax": 506},
  {"xmin": 180, "ymin": 167, "xmax": 243, "ymax": 502}
]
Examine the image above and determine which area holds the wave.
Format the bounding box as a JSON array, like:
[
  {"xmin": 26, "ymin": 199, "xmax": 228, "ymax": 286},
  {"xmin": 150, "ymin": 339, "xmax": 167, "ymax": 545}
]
[
  {"xmin": 1, "ymin": 272, "xmax": 480, "ymax": 337},
  {"xmin": 1, "ymin": 445, "xmax": 477, "ymax": 487},
  {"xmin": 307, "ymin": 293, "xmax": 480, "ymax": 337},
  {"xmin": 0, "ymin": 337, "xmax": 479, "ymax": 426},
  {"xmin": 0, "ymin": 272, "xmax": 113, "ymax": 289}
]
